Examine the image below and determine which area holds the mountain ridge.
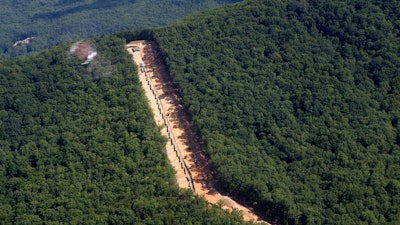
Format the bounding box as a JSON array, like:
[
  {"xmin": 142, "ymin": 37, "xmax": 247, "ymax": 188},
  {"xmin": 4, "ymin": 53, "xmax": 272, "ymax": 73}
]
[
  {"xmin": 1, "ymin": 0, "xmax": 400, "ymax": 224},
  {"xmin": 143, "ymin": 0, "xmax": 400, "ymax": 224}
]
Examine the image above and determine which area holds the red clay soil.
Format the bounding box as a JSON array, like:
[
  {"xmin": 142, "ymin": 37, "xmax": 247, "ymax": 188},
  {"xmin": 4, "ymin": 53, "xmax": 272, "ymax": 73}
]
[{"xmin": 126, "ymin": 40, "xmax": 271, "ymax": 224}]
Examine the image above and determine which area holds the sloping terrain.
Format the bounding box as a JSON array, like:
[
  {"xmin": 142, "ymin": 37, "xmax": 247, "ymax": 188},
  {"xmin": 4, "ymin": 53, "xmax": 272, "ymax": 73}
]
[
  {"xmin": 0, "ymin": 0, "xmax": 240, "ymax": 58},
  {"xmin": 127, "ymin": 40, "xmax": 269, "ymax": 223},
  {"xmin": 0, "ymin": 35, "xmax": 252, "ymax": 224},
  {"xmin": 3, "ymin": 0, "xmax": 400, "ymax": 224},
  {"xmin": 143, "ymin": 0, "xmax": 400, "ymax": 224}
]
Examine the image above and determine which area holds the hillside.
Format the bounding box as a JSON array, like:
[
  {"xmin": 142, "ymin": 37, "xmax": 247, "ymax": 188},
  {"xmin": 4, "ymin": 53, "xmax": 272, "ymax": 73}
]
[
  {"xmin": 0, "ymin": 36, "xmax": 252, "ymax": 224},
  {"xmin": 121, "ymin": 0, "xmax": 400, "ymax": 224},
  {"xmin": 0, "ymin": 0, "xmax": 240, "ymax": 59}
]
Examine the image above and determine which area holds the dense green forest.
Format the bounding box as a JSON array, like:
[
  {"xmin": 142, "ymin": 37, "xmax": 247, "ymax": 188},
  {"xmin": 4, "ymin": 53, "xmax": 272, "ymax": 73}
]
[
  {"xmin": 0, "ymin": 0, "xmax": 240, "ymax": 59},
  {"xmin": 0, "ymin": 35, "xmax": 253, "ymax": 224},
  {"xmin": 122, "ymin": 0, "xmax": 400, "ymax": 224}
]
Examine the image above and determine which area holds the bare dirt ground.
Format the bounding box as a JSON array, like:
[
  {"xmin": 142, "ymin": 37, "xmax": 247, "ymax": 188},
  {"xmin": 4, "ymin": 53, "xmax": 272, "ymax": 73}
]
[{"xmin": 126, "ymin": 40, "xmax": 271, "ymax": 224}]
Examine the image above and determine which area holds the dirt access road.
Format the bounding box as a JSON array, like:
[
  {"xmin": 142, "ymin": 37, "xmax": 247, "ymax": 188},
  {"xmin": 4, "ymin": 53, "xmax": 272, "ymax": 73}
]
[{"xmin": 126, "ymin": 40, "xmax": 270, "ymax": 224}]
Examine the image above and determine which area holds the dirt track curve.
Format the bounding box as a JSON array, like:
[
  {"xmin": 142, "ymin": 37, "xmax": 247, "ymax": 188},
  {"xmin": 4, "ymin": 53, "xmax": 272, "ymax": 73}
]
[{"xmin": 126, "ymin": 40, "xmax": 271, "ymax": 224}]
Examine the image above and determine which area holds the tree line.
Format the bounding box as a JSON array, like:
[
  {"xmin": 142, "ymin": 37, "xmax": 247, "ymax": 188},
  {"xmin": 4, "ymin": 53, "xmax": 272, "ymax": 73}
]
[
  {"xmin": 118, "ymin": 0, "xmax": 400, "ymax": 224},
  {"xmin": 0, "ymin": 35, "xmax": 253, "ymax": 224}
]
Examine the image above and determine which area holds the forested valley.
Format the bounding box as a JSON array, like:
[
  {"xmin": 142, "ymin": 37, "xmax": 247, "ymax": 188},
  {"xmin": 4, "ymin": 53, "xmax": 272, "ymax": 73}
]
[
  {"xmin": 0, "ymin": 35, "xmax": 253, "ymax": 224},
  {"xmin": 120, "ymin": 0, "xmax": 400, "ymax": 224},
  {"xmin": 0, "ymin": 0, "xmax": 240, "ymax": 59}
]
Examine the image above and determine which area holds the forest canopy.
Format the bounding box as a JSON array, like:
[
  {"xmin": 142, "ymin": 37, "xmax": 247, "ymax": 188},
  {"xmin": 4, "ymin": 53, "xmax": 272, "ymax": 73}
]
[
  {"xmin": 0, "ymin": 35, "xmax": 252, "ymax": 224},
  {"xmin": 0, "ymin": 0, "xmax": 240, "ymax": 59},
  {"xmin": 3, "ymin": 0, "xmax": 400, "ymax": 224},
  {"xmin": 138, "ymin": 0, "xmax": 400, "ymax": 224}
]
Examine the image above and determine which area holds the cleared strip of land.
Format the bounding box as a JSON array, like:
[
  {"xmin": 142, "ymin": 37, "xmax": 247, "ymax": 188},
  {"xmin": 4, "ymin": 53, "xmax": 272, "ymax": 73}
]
[{"xmin": 127, "ymin": 40, "xmax": 270, "ymax": 224}]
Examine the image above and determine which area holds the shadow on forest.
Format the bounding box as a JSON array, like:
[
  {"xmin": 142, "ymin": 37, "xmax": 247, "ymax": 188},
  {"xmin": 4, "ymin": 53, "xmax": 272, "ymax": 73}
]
[
  {"xmin": 32, "ymin": 0, "xmax": 135, "ymax": 20},
  {"xmin": 141, "ymin": 42, "xmax": 214, "ymax": 185}
]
